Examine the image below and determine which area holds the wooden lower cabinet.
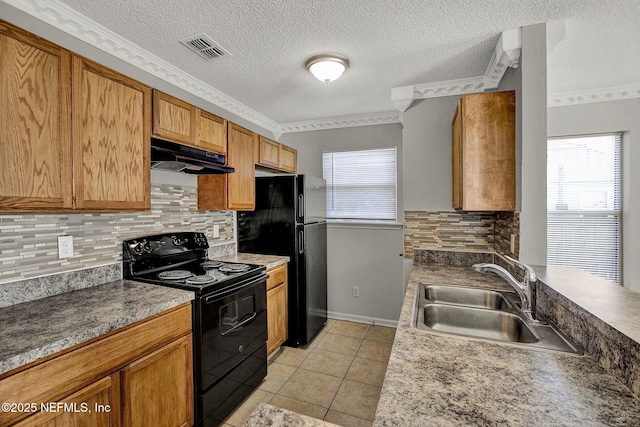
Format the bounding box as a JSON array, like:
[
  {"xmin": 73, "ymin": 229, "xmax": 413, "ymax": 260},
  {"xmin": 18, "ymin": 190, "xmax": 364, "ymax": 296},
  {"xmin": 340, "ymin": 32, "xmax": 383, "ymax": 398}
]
[
  {"xmin": 266, "ymin": 264, "xmax": 288, "ymax": 356},
  {"xmin": 0, "ymin": 303, "xmax": 193, "ymax": 427},
  {"xmin": 14, "ymin": 375, "xmax": 120, "ymax": 427},
  {"xmin": 122, "ymin": 336, "xmax": 193, "ymax": 427}
]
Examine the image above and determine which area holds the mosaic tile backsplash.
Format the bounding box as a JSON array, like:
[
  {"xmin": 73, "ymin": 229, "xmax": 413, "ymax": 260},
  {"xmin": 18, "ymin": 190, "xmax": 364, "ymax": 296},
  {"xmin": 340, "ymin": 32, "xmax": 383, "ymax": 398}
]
[
  {"xmin": 0, "ymin": 184, "xmax": 234, "ymax": 285},
  {"xmin": 404, "ymin": 211, "xmax": 519, "ymax": 260}
]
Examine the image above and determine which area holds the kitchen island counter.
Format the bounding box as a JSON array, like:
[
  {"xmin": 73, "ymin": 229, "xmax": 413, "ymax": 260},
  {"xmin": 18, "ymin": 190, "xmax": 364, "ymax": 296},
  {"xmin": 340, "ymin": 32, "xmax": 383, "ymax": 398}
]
[
  {"xmin": 0, "ymin": 280, "xmax": 193, "ymax": 375},
  {"xmin": 373, "ymin": 263, "xmax": 640, "ymax": 426}
]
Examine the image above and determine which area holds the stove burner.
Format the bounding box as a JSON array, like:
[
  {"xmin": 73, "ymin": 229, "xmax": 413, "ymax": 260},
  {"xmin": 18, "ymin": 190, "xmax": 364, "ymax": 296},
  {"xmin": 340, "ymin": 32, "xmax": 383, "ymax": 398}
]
[
  {"xmin": 185, "ymin": 275, "xmax": 217, "ymax": 285},
  {"xmin": 158, "ymin": 270, "xmax": 193, "ymax": 280},
  {"xmin": 219, "ymin": 263, "xmax": 251, "ymax": 273},
  {"xmin": 201, "ymin": 261, "xmax": 223, "ymax": 269}
]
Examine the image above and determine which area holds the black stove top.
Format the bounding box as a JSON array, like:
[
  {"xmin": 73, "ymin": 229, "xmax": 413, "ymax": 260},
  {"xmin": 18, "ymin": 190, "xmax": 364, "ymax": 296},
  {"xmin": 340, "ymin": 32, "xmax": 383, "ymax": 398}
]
[{"xmin": 122, "ymin": 232, "xmax": 265, "ymax": 294}]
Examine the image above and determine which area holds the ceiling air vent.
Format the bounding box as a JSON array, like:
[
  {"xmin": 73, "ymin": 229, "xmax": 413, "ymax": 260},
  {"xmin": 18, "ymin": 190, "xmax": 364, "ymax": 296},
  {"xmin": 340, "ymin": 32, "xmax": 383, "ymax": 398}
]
[{"xmin": 180, "ymin": 33, "xmax": 230, "ymax": 61}]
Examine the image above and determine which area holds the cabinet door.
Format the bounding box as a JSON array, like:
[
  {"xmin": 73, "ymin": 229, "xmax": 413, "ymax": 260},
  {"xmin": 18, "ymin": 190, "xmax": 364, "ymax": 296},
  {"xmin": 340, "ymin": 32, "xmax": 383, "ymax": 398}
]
[
  {"xmin": 152, "ymin": 90, "xmax": 197, "ymax": 145},
  {"xmin": 198, "ymin": 110, "xmax": 227, "ymax": 154},
  {"xmin": 15, "ymin": 375, "xmax": 120, "ymax": 427},
  {"xmin": 267, "ymin": 283, "xmax": 288, "ymax": 356},
  {"xmin": 72, "ymin": 56, "xmax": 151, "ymax": 210},
  {"xmin": 0, "ymin": 22, "xmax": 72, "ymax": 210},
  {"xmin": 279, "ymin": 145, "xmax": 297, "ymax": 173},
  {"xmin": 453, "ymin": 90, "xmax": 515, "ymax": 211},
  {"xmin": 226, "ymin": 123, "xmax": 256, "ymax": 210},
  {"xmin": 258, "ymin": 136, "xmax": 280, "ymax": 168},
  {"xmin": 122, "ymin": 336, "xmax": 193, "ymax": 427}
]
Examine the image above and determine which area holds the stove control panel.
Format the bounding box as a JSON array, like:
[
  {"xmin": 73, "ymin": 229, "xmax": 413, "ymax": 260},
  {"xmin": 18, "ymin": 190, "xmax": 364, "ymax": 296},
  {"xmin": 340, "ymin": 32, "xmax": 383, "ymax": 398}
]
[{"xmin": 123, "ymin": 232, "xmax": 209, "ymax": 260}]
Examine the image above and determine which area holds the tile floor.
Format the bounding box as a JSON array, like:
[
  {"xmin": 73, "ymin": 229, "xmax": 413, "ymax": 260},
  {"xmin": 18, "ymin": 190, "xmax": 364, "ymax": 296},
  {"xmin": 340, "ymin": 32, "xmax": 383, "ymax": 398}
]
[{"xmin": 221, "ymin": 319, "xmax": 396, "ymax": 427}]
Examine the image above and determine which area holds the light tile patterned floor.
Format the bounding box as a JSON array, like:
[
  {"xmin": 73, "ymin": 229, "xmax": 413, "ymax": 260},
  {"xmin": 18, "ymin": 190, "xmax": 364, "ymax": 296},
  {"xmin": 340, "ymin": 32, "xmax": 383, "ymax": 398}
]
[{"xmin": 221, "ymin": 319, "xmax": 396, "ymax": 427}]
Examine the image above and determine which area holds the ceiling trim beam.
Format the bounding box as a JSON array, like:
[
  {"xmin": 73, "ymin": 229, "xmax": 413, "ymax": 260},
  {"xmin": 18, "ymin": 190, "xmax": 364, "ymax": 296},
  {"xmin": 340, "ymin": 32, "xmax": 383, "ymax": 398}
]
[
  {"xmin": 279, "ymin": 111, "xmax": 402, "ymax": 134},
  {"xmin": 391, "ymin": 28, "xmax": 521, "ymax": 112},
  {"xmin": 548, "ymin": 84, "xmax": 640, "ymax": 107}
]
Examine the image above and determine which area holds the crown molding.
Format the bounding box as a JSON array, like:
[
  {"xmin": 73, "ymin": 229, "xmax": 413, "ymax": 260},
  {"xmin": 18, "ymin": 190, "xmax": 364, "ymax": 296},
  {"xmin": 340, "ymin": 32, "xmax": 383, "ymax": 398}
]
[
  {"xmin": 392, "ymin": 28, "xmax": 521, "ymax": 111},
  {"xmin": 548, "ymin": 84, "xmax": 640, "ymax": 107},
  {"xmin": 280, "ymin": 111, "xmax": 401, "ymax": 134},
  {"xmin": 5, "ymin": 0, "xmax": 281, "ymax": 135},
  {"xmin": 483, "ymin": 27, "xmax": 521, "ymax": 89}
]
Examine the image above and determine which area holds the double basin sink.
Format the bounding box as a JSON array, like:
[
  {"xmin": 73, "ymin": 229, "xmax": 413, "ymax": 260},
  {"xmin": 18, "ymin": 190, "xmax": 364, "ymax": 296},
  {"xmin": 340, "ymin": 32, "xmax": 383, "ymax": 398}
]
[{"xmin": 412, "ymin": 284, "xmax": 581, "ymax": 355}]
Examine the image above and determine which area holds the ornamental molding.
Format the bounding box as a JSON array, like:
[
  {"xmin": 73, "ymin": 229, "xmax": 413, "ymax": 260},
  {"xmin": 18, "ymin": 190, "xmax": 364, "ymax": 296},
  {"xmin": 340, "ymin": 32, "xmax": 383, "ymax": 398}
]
[
  {"xmin": 391, "ymin": 28, "xmax": 521, "ymax": 112},
  {"xmin": 4, "ymin": 0, "xmax": 281, "ymax": 136},
  {"xmin": 548, "ymin": 85, "xmax": 640, "ymax": 107},
  {"xmin": 279, "ymin": 111, "xmax": 402, "ymax": 134}
]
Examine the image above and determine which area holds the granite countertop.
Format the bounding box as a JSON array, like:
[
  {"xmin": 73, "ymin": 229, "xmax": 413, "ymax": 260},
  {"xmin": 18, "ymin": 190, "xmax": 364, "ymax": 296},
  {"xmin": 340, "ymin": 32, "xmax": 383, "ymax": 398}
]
[
  {"xmin": 0, "ymin": 280, "xmax": 194, "ymax": 376},
  {"xmin": 373, "ymin": 263, "xmax": 640, "ymax": 426},
  {"xmin": 243, "ymin": 403, "xmax": 339, "ymax": 427},
  {"xmin": 218, "ymin": 253, "xmax": 290, "ymax": 270}
]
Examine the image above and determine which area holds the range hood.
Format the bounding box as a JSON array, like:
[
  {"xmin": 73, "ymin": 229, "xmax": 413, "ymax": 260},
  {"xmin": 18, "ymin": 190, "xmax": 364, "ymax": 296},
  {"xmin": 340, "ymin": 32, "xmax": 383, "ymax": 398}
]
[{"xmin": 151, "ymin": 138, "xmax": 234, "ymax": 174}]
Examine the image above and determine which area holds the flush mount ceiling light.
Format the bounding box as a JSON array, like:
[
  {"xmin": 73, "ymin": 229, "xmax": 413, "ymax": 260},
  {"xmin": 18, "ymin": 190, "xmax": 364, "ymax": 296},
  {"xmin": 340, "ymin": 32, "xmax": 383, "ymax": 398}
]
[{"xmin": 305, "ymin": 54, "xmax": 350, "ymax": 83}]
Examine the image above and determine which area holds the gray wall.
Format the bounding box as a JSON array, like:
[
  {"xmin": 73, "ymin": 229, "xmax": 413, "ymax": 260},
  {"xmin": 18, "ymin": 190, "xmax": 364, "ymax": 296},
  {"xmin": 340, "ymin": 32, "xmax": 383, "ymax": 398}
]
[
  {"xmin": 280, "ymin": 124, "xmax": 405, "ymax": 326},
  {"xmin": 401, "ymin": 67, "xmax": 522, "ymax": 212},
  {"xmin": 519, "ymin": 23, "xmax": 548, "ymax": 266},
  {"xmin": 548, "ymin": 98, "xmax": 640, "ymax": 291}
]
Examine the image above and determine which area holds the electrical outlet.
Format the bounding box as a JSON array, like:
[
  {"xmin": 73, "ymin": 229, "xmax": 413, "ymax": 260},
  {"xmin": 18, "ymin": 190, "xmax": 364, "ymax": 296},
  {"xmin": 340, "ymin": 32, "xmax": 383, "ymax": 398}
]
[
  {"xmin": 58, "ymin": 235, "xmax": 74, "ymax": 259},
  {"xmin": 510, "ymin": 234, "xmax": 516, "ymax": 254},
  {"xmin": 352, "ymin": 286, "xmax": 360, "ymax": 298},
  {"xmin": 213, "ymin": 225, "xmax": 220, "ymax": 238}
]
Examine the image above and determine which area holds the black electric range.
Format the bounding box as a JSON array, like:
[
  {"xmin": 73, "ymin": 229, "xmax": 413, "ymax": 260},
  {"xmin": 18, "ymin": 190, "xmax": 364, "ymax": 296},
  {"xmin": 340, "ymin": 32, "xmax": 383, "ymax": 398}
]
[{"xmin": 123, "ymin": 232, "xmax": 268, "ymax": 427}]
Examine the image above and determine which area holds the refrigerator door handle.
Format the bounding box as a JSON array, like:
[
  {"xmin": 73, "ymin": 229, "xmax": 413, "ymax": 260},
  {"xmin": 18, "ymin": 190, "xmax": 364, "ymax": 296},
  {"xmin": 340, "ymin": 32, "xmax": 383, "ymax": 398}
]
[
  {"xmin": 297, "ymin": 194, "xmax": 304, "ymax": 222},
  {"xmin": 298, "ymin": 230, "xmax": 304, "ymax": 254}
]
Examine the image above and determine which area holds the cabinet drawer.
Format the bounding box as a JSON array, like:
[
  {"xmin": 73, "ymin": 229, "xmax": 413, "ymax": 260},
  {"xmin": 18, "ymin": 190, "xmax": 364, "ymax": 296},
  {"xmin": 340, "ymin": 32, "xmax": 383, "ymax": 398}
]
[{"xmin": 266, "ymin": 265, "xmax": 287, "ymax": 291}]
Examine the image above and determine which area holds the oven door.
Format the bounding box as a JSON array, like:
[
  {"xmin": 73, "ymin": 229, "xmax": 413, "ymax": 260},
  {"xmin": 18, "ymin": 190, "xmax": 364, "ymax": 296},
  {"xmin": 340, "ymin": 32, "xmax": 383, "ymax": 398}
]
[{"xmin": 197, "ymin": 273, "xmax": 268, "ymax": 391}]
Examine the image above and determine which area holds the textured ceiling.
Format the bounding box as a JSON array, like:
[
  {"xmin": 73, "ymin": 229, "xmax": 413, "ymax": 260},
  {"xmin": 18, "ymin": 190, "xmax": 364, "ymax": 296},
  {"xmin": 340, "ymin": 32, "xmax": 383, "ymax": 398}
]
[{"xmin": 50, "ymin": 0, "xmax": 640, "ymax": 123}]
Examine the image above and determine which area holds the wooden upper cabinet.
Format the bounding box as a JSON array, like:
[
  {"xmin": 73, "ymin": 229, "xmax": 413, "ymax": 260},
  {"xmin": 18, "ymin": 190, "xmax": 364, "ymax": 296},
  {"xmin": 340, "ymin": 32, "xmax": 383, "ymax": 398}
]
[
  {"xmin": 198, "ymin": 122, "xmax": 256, "ymax": 211},
  {"xmin": 197, "ymin": 110, "xmax": 227, "ymax": 155},
  {"xmin": 256, "ymin": 136, "xmax": 297, "ymax": 173},
  {"xmin": 226, "ymin": 123, "xmax": 257, "ymax": 210},
  {"xmin": 152, "ymin": 90, "xmax": 197, "ymax": 145},
  {"xmin": 72, "ymin": 56, "xmax": 151, "ymax": 210},
  {"xmin": 279, "ymin": 144, "xmax": 297, "ymax": 173},
  {"xmin": 452, "ymin": 90, "xmax": 516, "ymax": 211},
  {"xmin": 0, "ymin": 22, "xmax": 73, "ymax": 211},
  {"xmin": 258, "ymin": 136, "xmax": 280, "ymax": 168}
]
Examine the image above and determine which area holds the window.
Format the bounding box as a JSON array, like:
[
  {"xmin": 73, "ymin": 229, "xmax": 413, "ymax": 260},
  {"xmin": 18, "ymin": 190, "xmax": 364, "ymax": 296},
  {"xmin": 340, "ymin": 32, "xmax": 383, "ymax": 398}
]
[
  {"xmin": 322, "ymin": 148, "xmax": 397, "ymax": 222},
  {"xmin": 547, "ymin": 133, "xmax": 622, "ymax": 284}
]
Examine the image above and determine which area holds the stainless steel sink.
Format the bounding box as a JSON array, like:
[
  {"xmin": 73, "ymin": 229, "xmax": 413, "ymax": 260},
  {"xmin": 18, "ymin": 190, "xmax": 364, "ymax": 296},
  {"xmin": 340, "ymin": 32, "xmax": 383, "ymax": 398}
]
[
  {"xmin": 423, "ymin": 303, "xmax": 538, "ymax": 343},
  {"xmin": 423, "ymin": 285, "xmax": 513, "ymax": 310},
  {"xmin": 413, "ymin": 284, "xmax": 582, "ymax": 355}
]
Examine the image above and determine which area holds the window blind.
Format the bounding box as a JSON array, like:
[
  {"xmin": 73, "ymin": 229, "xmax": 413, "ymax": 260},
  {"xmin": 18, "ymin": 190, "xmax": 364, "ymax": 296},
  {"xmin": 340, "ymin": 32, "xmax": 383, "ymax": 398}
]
[
  {"xmin": 547, "ymin": 133, "xmax": 622, "ymax": 284},
  {"xmin": 322, "ymin": 148, "xmax": 397, "ymax": 221}
]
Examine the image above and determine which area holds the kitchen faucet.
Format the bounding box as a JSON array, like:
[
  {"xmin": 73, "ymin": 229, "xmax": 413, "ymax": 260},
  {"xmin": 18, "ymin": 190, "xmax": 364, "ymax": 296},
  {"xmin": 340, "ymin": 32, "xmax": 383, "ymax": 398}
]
[{"xmin": 472, "ymin": 256, "xmax": 538, "ymax": 322}]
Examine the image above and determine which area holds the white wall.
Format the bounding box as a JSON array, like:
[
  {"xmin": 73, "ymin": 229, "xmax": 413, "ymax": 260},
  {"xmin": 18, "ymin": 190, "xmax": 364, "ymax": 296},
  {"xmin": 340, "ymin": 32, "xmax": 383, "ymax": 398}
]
[
  {"xmin": 548, "ymin": 98, "xmax": 640, "ymax": 292},
  {"xmin": 280, "ymin": 124, "xmax": 405, "ymax": 325}
]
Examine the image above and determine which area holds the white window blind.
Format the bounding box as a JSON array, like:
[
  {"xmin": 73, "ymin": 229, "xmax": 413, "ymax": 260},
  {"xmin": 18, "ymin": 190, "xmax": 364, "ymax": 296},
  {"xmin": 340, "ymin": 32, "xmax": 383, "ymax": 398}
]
[
  {"xmin": 322, "ymin": 148, "xmax": 397, "ymax": 221},
  {"xmin": 547, "ymin": 133, "xmax": 622, "ymax": 284}
]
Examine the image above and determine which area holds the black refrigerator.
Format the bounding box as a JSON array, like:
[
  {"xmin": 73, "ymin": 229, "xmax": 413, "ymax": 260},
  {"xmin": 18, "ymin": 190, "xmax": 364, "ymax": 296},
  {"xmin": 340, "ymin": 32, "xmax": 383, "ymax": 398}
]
[{"xmin": 237, "ymin": 175, "xmax": 327, "ymax": 346}]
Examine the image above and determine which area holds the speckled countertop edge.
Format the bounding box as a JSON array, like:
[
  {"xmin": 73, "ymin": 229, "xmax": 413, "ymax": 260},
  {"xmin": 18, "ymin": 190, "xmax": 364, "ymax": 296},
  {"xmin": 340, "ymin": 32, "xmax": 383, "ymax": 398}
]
[
  {"xmin": 243, "ymin": 403, "xmax": 339, "ymax": 427},
  {"xmin": 217, "ymin": 253, "xmax": 290, "ymax": 270},
  {"xmin": 0, "ymin": 280, "xmax": 194, "ymax": 375},
  {"xmin": 373, "ymin": 263, "xmax": 640, "ymax": 427}
]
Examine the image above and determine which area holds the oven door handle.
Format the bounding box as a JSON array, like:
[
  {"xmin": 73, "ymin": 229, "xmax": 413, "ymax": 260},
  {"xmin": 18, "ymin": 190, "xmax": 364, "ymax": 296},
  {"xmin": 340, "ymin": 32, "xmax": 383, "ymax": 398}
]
[
  {"xmin": 220, "ymin": 312, "xmax": 257, "ymax": 336},
  {"xmin": 204, "ymin": 273, "xmax": 269, "ymax": 303}
]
